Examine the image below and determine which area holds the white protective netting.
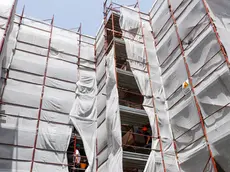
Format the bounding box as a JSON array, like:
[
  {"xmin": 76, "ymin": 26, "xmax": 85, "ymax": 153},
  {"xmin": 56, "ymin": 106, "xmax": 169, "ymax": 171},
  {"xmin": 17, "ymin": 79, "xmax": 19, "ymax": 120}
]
[
  {"xmin": 120, "ymin": 6, "xmax": 179, "ymax": 172},
  {"xmin": 95, "ymin": 44, "xmax": 123, "ymax": 172},
  {"xmin": 1, "ymin": 0, "xmax": 230, "ymax": 171},
  {"xmin": 120, "ymin": 0, "xmax": 230, "ymax": 171},
  {"xmin": 0, "ymin": 1, "xmax": 96, "ymax": 170}
]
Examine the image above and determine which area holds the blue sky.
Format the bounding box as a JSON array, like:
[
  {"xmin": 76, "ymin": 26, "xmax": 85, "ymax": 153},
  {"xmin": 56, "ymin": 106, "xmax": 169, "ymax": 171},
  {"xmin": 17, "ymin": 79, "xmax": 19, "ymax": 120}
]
[{"xmin": 16, "ymin": 0, "xmax": 154, "ymax": 36}]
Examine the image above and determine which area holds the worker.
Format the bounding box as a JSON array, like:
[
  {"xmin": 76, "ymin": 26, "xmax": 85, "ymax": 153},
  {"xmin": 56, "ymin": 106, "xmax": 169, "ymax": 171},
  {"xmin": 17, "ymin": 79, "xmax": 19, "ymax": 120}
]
[
  {"xmin": 75, "ymin": 144, "xmax": 81, "ymax": 170},
  {"xmin": 141, "ymin": 125, "xmax": 152, "ymax": 148}
]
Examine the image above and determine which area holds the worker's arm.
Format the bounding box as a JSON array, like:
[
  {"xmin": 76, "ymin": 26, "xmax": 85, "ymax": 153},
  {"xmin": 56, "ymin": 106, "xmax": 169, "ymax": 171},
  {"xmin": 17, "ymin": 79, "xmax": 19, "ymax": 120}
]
[{"xmin": 146, "ymin": 136, "xmax": 151, "ymax": 144}]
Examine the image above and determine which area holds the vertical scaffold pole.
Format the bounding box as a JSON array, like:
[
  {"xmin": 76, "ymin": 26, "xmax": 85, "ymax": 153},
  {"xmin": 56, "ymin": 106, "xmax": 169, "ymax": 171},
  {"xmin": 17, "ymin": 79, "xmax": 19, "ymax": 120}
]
[
  {"xmin": 136, "ymin": 1, "xmax": 167, "ymax": 171},
  {"xmin": 30, "ymin": 15, "xmax": 54, "ymax": 172},
  {"xmin": 167, "ymin": 0, "xmax": 218, "ymax": 171}
]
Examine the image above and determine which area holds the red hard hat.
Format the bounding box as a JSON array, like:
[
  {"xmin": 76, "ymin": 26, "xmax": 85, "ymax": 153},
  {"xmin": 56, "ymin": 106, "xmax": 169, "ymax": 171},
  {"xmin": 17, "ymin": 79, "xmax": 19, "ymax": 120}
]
[{"xmin": 142, "ymin": 126, "xmax": 148, "ymax": 132}]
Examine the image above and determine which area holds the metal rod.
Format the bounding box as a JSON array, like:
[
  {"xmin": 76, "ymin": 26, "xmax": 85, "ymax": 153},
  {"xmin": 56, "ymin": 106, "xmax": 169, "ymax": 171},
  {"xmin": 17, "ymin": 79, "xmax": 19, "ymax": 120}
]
[
  {"xmin": 73, "ymin": 134, "xmax": 77, "ymax": 172},
  {"xmin": 0, "ymin": 4, "xmax": 25, "ymax": 101},
  {"xmin": 167, "ymin": 0, "xmax": 218, "ymax": 170},
  {"xmin": 30, "ymin": 16, "xmax": 54, "ymax": 172},
  {"xmin": 136, "ymin": 0, "xmax": 167, "ymax": 171}
]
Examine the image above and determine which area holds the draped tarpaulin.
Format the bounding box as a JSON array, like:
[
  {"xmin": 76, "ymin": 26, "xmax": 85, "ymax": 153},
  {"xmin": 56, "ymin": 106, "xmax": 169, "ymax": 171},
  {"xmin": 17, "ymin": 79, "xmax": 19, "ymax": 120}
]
[
  {"xmin": 70, "ymin": 68, "xmax": 97, "ymax": 172},
  {"xmin": 70, "ymin": 36, "xmax": 97, "ymax": 172},
  {"xmin": 2, "ymin": 0, "xmax": 230, "ymax": 171},
  {"xmin": 96, "ymin": 46, "xmax": 123, "ymax": 172},
  {"xmin": 120, "ymin": 6, "xmax": 179, "ymax": 172}
]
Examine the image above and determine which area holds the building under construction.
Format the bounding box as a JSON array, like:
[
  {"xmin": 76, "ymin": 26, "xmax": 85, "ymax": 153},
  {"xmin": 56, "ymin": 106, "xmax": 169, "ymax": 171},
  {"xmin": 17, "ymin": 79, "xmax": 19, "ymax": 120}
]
[{"xmin": 0, "ymin": 0, "xmax": 230, "ymax": 171}]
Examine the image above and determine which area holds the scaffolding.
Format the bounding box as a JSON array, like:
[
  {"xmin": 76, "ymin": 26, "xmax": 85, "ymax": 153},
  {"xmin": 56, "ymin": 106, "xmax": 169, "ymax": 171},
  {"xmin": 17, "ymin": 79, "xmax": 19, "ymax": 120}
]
[
  {"xmin": 149, "ymin": 0, "xmax": 230, "ymax": 171},
  {"xmin": 0, "ymin": 0, "xmax": 95, "ymax": 171},
  {"xmin": 95, "ymin": 1, "xmax": 152, "ymax": 171},
  {"xmin": 1, "ymin": 0, "xmax": 230, "ymax": 172}
]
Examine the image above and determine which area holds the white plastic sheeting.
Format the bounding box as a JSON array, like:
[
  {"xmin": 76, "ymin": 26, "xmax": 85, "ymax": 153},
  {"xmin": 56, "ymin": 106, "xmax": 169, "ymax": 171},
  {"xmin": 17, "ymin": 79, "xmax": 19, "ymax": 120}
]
[
  {"xmin": 0, "ymin": 1, "xmax": 97, "ymax": 171},
  {"xmin": 148, "ymin": 0, "xmax": 230, "ymax": 171},
  {"xmin": 199, "ymin": 0, "xmax": 230, "ymax": 171},
  {"xmin": 0, "ymin": 3, "xmax": 95, "ymax": 170},
  {"xmin": 2, "ymin": 0, "xmax": 230, "ymax": 171},
  {"xmin": 120, "ymin": 6, "xmax": 179, "ymax": 172},
  {"xmin": 105, "ymin": 47, "xmax": 123, "ymax": 171},
  {"xmin": 0, "ymin": 0, "xmax": 17, "ymax": 86},
  {"xmin": 96, "ymin": 46, "xmax": 123, "ymax": 172},
  {"xmin": 70, "ymin": 68, "xmax": 97, "ymax": 172},
  {"xmin": 0, "ymin": 18, "xmax": 76, "ymax": 171},
  {"xmin": 120, "ymin": 0, "xmax": 230, "ymax": 171},
  {"xmin": 120, "ymin": 7, "xmax": 158, "ymax": 172},
  {"xmin": 68, "ymin": 30, "xmax": 97, "ymax": 172}
]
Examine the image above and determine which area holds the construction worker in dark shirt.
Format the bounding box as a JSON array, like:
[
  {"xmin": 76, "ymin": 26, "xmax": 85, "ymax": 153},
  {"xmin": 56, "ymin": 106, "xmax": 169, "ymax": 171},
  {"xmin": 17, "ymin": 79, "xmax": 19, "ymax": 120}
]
[{"xmin": 141, "ymin": 125, "xmax": 152, "ymax": 148}]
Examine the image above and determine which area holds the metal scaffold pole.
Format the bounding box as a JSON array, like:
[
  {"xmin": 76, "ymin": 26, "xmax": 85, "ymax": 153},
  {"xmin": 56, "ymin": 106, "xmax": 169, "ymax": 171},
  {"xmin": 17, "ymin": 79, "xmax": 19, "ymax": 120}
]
[
  {"xmin": 136, "ymin": 0, "xmax": 167, "ymax": 171},
  {"xmin": 30, "ymin": 15, "xmax": 54, "ymax": 172},
  {"xmin": 167, "ymin": 0, "xmax": 218, "ymax": 171}
]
